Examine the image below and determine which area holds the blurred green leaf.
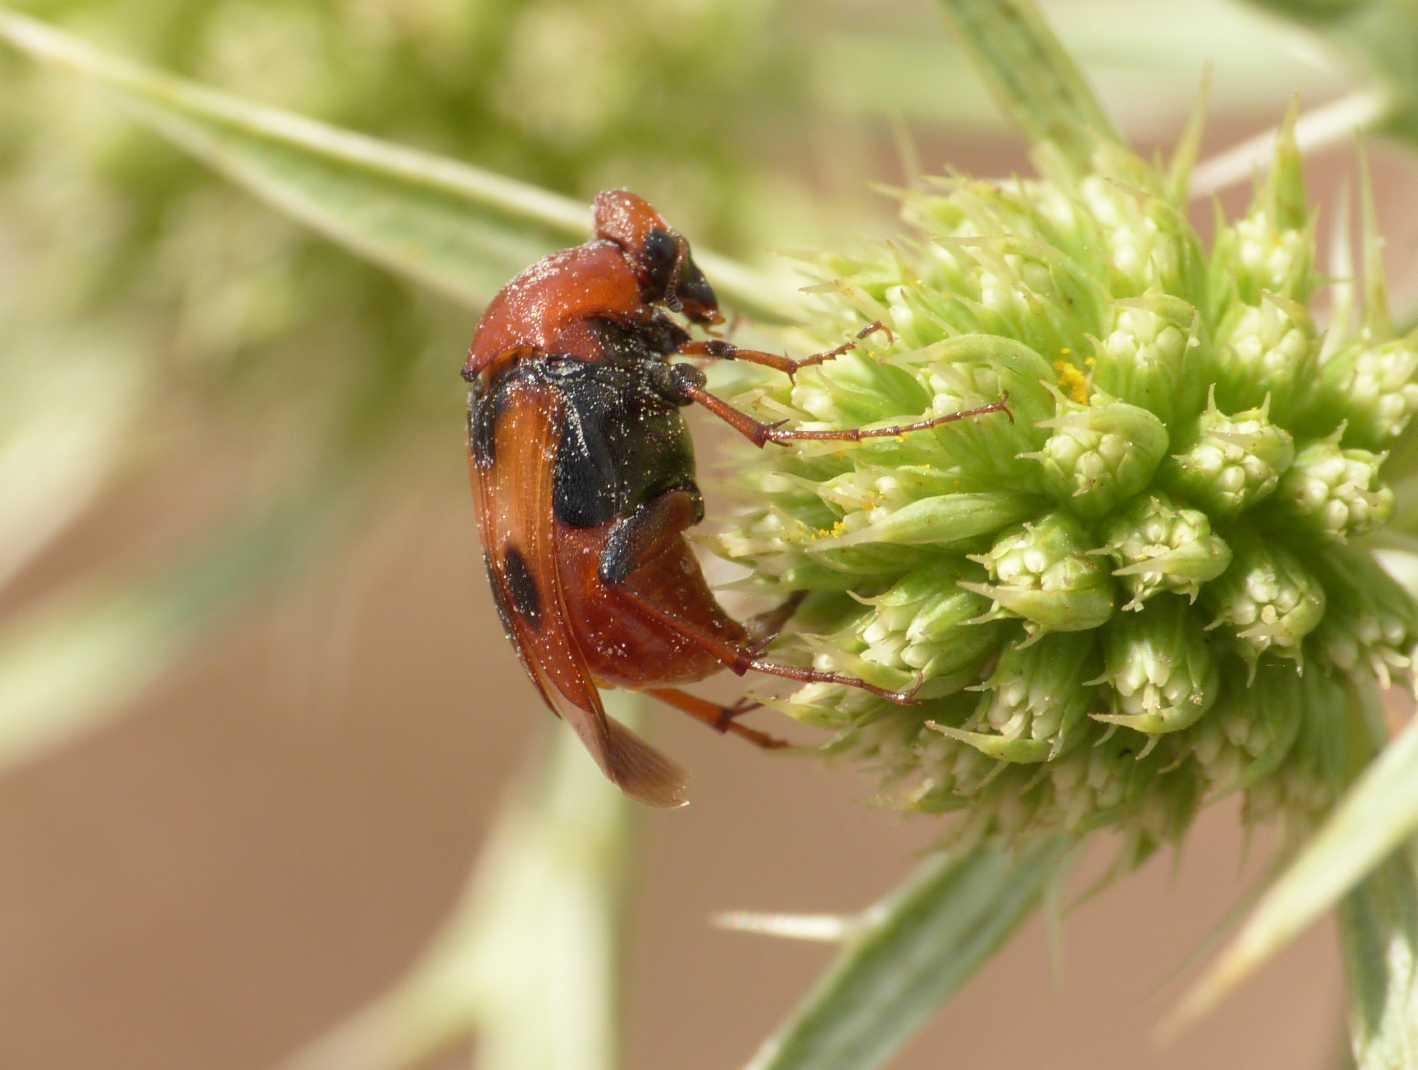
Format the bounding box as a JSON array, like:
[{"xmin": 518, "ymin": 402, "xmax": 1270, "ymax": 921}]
[
  {"xmin": 1338, "ymin": 844, "xmax": 1418, "ymax": 1068},
  {"xmin": 936, "ymin": 0, "xmax": 1117, "ymax": 166},
  {"xmin": 281, "ymin": 693, "xmax": 640, "ymax": 1070},
  {"xmin": 824, "ymin": 3, "xmax": 1342, "ymax": 131},
  {"xmin": 0, "ymin": 9, "xmax": 801, "ymax": 322},
  {"xmin": 1243, "ymin": 0, "xmax": 1369, "ymax": 19},
  {"xmin": 0, "ymin": 335, "xmax": 144, "ymax": 592},
  {"xmin": 1174, "ymin": 687, "xmax": 1417, "ymax": 1030},
  {"xmin": 744, "ymin": 838, "xmax": 1072, "ymax": 1070}
]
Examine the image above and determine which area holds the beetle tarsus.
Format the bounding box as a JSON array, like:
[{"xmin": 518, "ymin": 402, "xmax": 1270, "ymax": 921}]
[
  {"xmin": 714, "ymin": 695, "xmax": 765, "ymax": 733},
  {"xmin": 645, "ymin": 688, "xmax": 787, "ymax": 750},
  {"xmin": 858, "ymin": 319, "xmax": 894, "ymax": 345},
  {"xmin": 675, "ymin": 318, "xmax": 892, "ymax": 382}
]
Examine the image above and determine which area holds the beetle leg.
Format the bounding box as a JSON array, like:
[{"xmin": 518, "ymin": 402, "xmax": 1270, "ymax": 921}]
[
  {"xmin": 675, "ymin": 321, "xmax": 892, "ymax": 380},
  {"xmin": 679, "ymin": 383, "xmax": 1012, "ymax": 448},
  {"xmin": 599, "ymin": 502, "xmax": 921, "ymax": 706},
  {"xmin": 644, "ymin": 688, "xmax": 787, "ymax": 749},
  {"xmin": 597, "ymin": 489, "xmax": 704, "ymax": 588},
  {"xmin": 613, "ymin": 585, "xmax": 924, "ymax": 706}
]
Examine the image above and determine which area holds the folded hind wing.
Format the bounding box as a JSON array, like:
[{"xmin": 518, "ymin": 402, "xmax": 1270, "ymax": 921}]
[{"xmin": 468, "ymin": 366, "xmax": 688, "ymax": 807}]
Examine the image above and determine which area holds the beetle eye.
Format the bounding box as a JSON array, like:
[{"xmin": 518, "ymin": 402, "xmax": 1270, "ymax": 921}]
[{"xmin": 640, "ymin": 228, "xmax": 679, "ymax": 301}]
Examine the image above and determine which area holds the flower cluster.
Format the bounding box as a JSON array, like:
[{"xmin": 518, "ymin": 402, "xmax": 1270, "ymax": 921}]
[{"xmin": 715, "ymin": 119, "xmax": 1418, "ymax": 858}]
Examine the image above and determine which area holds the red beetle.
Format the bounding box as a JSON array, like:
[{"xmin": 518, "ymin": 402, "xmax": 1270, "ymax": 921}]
[{"xmin": 465, "ymin": 191, "xmax": 1008, "ymax": 806}]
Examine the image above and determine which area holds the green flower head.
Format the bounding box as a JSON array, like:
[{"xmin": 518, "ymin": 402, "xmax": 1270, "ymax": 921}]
[{"xmin": 714, "ymin": 116, "xmax": 1418, "ymax": 855}]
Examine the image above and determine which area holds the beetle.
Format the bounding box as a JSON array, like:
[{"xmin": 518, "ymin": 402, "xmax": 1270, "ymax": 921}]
[{"xmin": 464, "ymin": 190, "xmax": 1009, "ymax": 806}]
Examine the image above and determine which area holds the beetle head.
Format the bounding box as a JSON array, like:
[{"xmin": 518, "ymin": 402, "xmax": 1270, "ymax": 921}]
[{"xmin": 594, "ymin": 189, "xmax": 723, "ymax": 326}]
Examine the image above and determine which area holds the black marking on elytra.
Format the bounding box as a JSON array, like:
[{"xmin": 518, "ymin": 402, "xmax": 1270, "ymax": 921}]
[
  {"xmin": 503, "ymin": 546, "xmax": 543, "ymax": 629},
  {"xmin": 483, "ymin": 552, "xmax": 519, "ymax": 641},
  {"xmin": 469, "ymin": 385, "xmax": 500, "ymax": 471}
]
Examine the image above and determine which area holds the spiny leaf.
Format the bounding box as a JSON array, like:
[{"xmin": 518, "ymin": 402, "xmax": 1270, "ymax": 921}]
[
  {"xmin": 0, "ymin": 9, "xmax": 800, "ymax": 321},
  {"xmin": 744, "ymin": 837, "xmax": 1073, "ymax": 1070},
  {"xmin": 1174, "ymin": 688, "xmax": 1418, "ymax": 1029},
  {"xmin": 935, "ymin": 0, "xmax": 1117, "ymax": 167},
  {"xmin": 1337, "ymin": 844, "xmax": 1418, "ymax": 1069}
]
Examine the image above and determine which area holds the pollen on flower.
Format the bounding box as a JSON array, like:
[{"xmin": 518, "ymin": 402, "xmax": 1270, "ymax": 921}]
[
  {"xmin": 1054, "ymin": 359, "xmax": 1090, "ymax": 404},
  {"xmin": 713, "ymin": 106, "xmax": 1418, "ymax": 859}
]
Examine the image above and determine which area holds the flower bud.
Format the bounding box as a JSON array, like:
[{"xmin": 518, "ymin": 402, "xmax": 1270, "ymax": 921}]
[
  {"xmin": 1091, "ymin": 294, "xmax": 1207, "ymax": 427},
  {"xmin": 814, "ymin": 490, "xmax": 1041, "ymax": 549},
  {"xmin": 1242, "ymin": 666, "xmax": 1351, "ymax": 834},
  {"xmin": 1037, "ymin": 729, "xmax": 1161, "ymax": 833},
  {"xmin": 848, "ymin": 564, "xmax": 1006, "ymax": 698},
  {"xmin": 1030, "ymin": 389, "xmax": 1168, "ymax": 519},
  {"xmin": 815, "ymin": 464, "xmax": 971, "ymax": 514},
  {"xmin": 1203, "ymin": 530, "xmax": 1326, "ymax": 668},
  {"xmin": 1212, "ymin": 294, "xmax": 1318, "ymax": 422},
  {"xmin": 1187, "ymin": 660, "xmax": 1303, "ymax": 797},
  {"xmin": 1074, "ymin": 165, "xmax": 1203, "ymax": 299},
  {"xmin": 1210, "ymin": 106, "xmax": 1312, "ymax": 307},
  {"xmin": 903, "ymin": 176, "xmax": 1111, "ymax": 340},
  {"xmin": 1308, "ymin": 546, "xmax": 1418, "ymax": 688},
  {"xmin": 964, "ymin": 511, "xmax": 1115, "ymax": 635},
  {"xmin": 914, "ymin": 335, "xmax": 1062, "ymax": 482},
  {"xmin": 711, "ymin": 505, "xmax": 932, "ymax": 590},
  {"xmin": 789, "ymin": 350, "xmax": 928, "ymax": 430},
  {"xmin": 1101, "ymin": 493, "xmax": 1232, "ymax": 607},
  {"xmin": 931, "ymin": 632, "xmax": 1095, "ymax": 762},
  {"xmin": 1309, "ymin": 336, "xmax": 1418, "ymax": 449},
  {"xmin": 1164, "ymin": 394, "xmax": 1295, "ymax": 517},
  {"xmin": 1269, "ymin": 434, "xmax": 1393, "ymax": 542},
  {"xmin": 855, "ymin": 560, "xmax": 989, "ymax": 640},
  {"xmin": 910, "ymin": 709, "xmax": 1017, "ymax": 811},
  {"xmin": 1093, "ymin": 597, "xmax": 1220, "ymax": 741}
]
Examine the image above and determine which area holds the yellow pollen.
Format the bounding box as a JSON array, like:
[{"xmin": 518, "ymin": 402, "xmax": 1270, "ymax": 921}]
[{"xmin": 1054, "ymin": 360, "xmax": 1090, "ymax": 404}]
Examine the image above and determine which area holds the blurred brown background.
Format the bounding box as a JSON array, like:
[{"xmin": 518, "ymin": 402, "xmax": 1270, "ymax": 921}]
[{"xmin": 4, "ymin": 0, "xmax": 1411, "ymax": 1066}]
